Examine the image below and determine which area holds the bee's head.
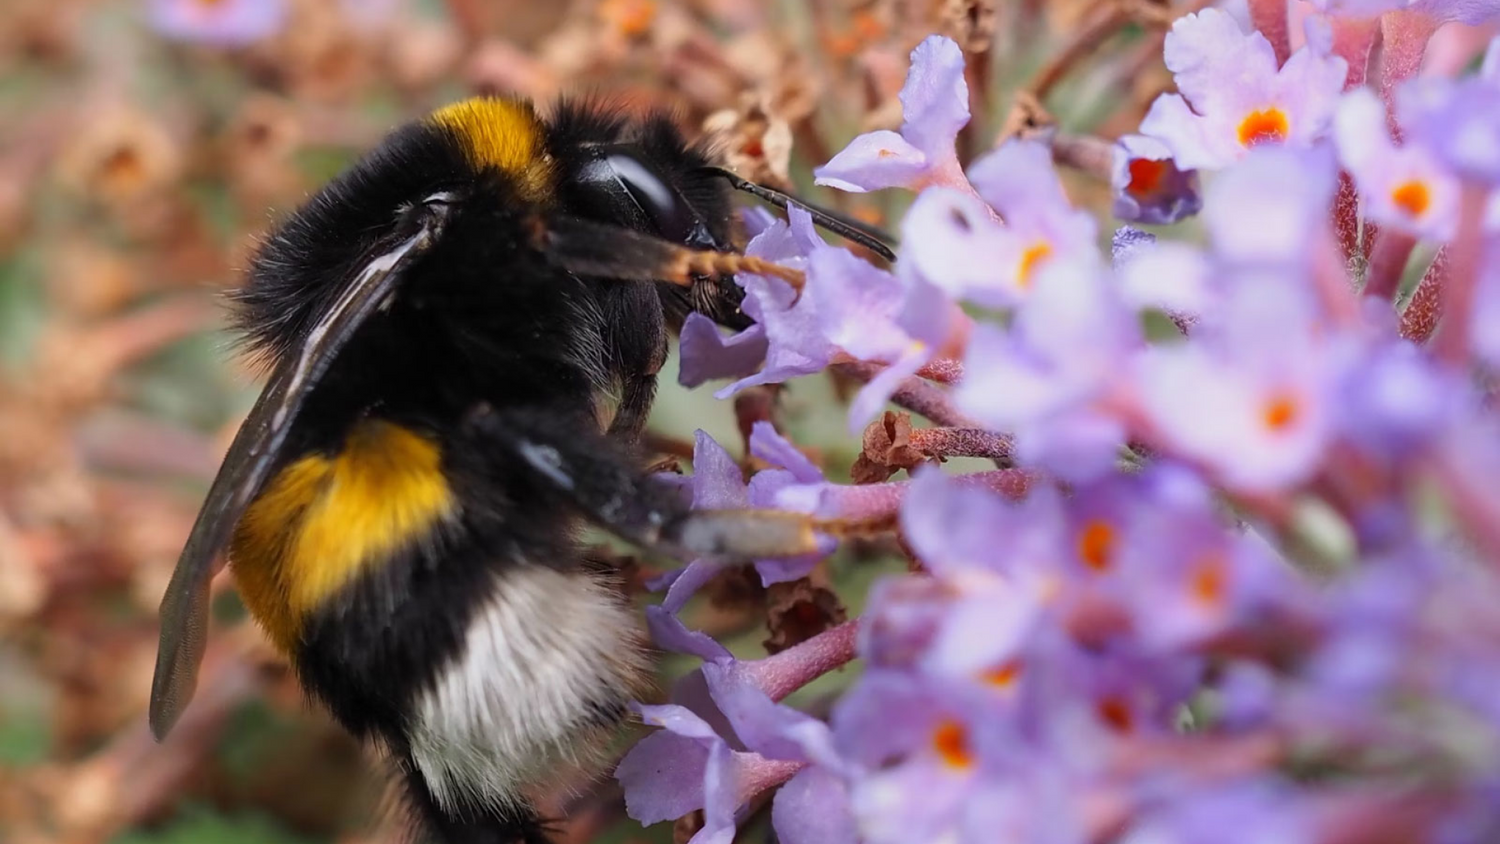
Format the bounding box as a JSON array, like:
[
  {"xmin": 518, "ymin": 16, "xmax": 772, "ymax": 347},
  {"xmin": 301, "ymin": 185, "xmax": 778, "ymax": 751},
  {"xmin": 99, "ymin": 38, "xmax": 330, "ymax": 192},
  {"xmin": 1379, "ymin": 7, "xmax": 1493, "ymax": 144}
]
[
  {"xmin": 234, "ymin": 97, "xmax": 748, "ymax": 371},
  {"xmin": 542, "ymin": 99, "xmax": 735, "ymax": 253}
]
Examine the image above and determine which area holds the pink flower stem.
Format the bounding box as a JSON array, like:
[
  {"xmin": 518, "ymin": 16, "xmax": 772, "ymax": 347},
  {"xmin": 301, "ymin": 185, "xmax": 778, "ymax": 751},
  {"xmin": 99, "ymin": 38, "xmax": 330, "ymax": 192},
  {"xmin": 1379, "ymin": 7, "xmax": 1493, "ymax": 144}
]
[
  {"xmin": 921, "ymin": 157, "xmax": 1002, "ymax": 222},
  {"xmin": 1363, "ymin": 230, "xmax": 1416, "ymax": 300},
  {"xmin": 745, "ymin": 619, "xmax": 860, "ymax": 701},
  {"xmin": 1399, "ymin": 246, "xmax": 1445, "ymax": 342},
  {"xmin": 1333, "ymin": 172, "xmax": 1363, "ymax": 261},
  {"xmin": 1431, "ymin": 185, "xmax": 1489, "ymax": 364},
  {"xmin": 1049, "ymin": 132, "xmax": 1114, "ymax": 180},
  {"xmin": 908, "ymin": 426, "xmax": 1016, "ymax": 463},
  {"xmin": 1313, "ymin": 227, "xmax": 1363, "ymax": 327},
  {"xmin": 834, "ymin": 361, "xmax": 983, "ymax": 428},
  {"xmin": 1377, "ymin": 11, "xmax": 1439, "ymax": 128},
  {"xmin": 1247, "ymin": 0, "xmax": 1291, "ymax": 66},
  {"xmin": 731, "ymin": 752, "xmax": 806, "ymax": 805},
  {"xmin": 915, "ymin": 358, "xmax": 965, "ymax": 384},
  {"xmin": 1330, "ymin": 15, "xmax": 1381, "ymax": 89},
  {"xmin": 816, "ymin": 469, "xmax": 1035, "ymax": 523}
]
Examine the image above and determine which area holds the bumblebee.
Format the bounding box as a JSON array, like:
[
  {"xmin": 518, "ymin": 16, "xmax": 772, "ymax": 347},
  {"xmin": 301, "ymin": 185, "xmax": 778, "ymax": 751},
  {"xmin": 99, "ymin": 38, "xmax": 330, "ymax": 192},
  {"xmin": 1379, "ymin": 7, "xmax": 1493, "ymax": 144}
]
[{"xmin": 149, "ymin": 97, "xmax": 891, "ymax": 844}]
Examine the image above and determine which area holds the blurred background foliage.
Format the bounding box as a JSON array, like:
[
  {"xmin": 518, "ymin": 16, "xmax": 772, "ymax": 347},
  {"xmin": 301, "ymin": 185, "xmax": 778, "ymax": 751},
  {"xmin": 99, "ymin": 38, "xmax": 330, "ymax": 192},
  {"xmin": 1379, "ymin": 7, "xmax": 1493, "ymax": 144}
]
[{"xmin": 0, "ymin": 1, "xmax": 1185, "ymax": 841}]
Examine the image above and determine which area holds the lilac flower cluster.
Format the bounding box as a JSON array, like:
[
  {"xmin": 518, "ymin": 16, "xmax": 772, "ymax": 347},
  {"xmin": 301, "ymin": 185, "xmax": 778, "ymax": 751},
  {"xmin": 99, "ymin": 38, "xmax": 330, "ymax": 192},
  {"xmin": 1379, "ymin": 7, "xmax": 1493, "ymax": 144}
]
[{"xmin": 620, "ymin": 3, "xmax": 1500, "ymax": 841}]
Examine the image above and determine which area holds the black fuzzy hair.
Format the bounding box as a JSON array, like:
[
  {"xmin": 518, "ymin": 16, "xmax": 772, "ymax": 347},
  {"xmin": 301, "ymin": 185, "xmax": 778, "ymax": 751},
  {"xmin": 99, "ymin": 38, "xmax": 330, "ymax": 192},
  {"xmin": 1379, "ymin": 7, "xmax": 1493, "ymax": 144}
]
[{"xmin": 230, "ymin": 121, "xmax": 474, "ymax": 371}]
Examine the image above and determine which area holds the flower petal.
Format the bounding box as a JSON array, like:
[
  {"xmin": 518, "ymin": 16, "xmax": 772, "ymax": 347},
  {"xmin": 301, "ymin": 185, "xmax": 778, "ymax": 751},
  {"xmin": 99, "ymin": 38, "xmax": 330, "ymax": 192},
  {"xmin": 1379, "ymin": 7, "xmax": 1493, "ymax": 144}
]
[
  {"xmin": 617, "ymin": 729, "xmax": 712, "ymax": 824},
  {"xmin": 773, "ymin": 767, "xmax": 859, "ymax": 844},
  {"xmin": 814, "ymin": 131, "xmax": 928, "ymax": 193},
  {"xmin": 680, "ymin": 315, "xmax": 769, "ymax": 388},
  {"xmin": 898, "ymin": 36, "xmax": 971, "ymax": 161}
]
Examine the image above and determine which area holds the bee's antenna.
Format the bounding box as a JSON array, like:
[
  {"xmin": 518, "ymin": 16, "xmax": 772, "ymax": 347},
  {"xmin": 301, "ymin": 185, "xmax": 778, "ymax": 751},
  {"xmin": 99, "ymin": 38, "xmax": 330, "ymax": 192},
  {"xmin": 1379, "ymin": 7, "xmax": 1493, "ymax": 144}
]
[{"xmin": 703, "ymin": 167, "xmax": 898, "ymax": 262}]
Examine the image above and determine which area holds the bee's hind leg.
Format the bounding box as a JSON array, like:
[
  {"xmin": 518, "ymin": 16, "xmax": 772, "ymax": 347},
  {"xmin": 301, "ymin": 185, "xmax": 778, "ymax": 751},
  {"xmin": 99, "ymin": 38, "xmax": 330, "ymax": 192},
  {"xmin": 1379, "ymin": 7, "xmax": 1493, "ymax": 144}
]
[{"xmin": 461, "ymin": 403, "xmax": 822, "ymax": 562}]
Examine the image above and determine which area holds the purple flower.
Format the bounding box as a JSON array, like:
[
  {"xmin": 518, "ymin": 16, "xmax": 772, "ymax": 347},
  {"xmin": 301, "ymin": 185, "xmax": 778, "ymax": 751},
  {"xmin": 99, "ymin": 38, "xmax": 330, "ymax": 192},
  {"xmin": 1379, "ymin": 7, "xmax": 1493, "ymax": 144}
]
[
  {"xmin": 1200, "ymin": 146, "xmax": 1339, "ymax": 273},
  {"xmin": 933, "ymin": 139, "xmax": 1098, "ymax": 307},
  {"xmin": 772, "ymin": 766, "xmax": 859, "ymax": 844},
  {"xmin": 1134, "ymin": 277, "xmax": 1339, "ymax": 494},
  {"xmin": 804, "ymin": 246, "xmax": 962, "ymax": 430},
  {"xmin": 1116, "ymin": 146, "xmax": 1337, "ymax": 328},
  {"xmin": 1140, "ymin": 9, "xmax": 1347, "ymax": 170},
  {"xmin": 742, "ymin": 423, "xmax": 836, "ymax": 584},
  {"xmin": 1473, "ymin": 256, "xmax": 1500, "ymax": 367},
  {"xmin": 1306, "ymin": 0, "xmax": 1500, "ymax": 21},
  {"xmin": 1116, "ymin": 239, "xmax": 1213, "ymax": 319},
  {"xmin": 617, "ymin": 662, "xmax": 848, "ymax": 844},
  {"xmin": 630, "ymin": 16, "xmax": 1500, "ymax": 844},
  {"xmin": 900, "ymin": 187, "xmax": 1012, "ymax": 299},
  {"xmin": 832, "ymin": 670, "xmax": 1010, "ymax": 844},
  {"xmin": 955, "ymin": 253, "xmax": 1138, "ymax": 480},
  {"xmin": 685, "ymin": 204, "xmax": 962, "ymax": 418},
  {"xmin": 1397, "ymin": 74, "xmax": 1500, "ymax": 183},
  {"xmin": 899, "ymin": 466, "xmax": 1032, "ymax": 581},
  {"xmin": 1120, "ymin": 781, "xmax": 1312, "ymax": 844},
  {"xmin": 1305, "ymin": 0, "xmax": 1408, "ymax": 14},
  {"xmin": 148, "ymin": 0, "xmax": 287, "ymax": 46},
  {"xmin": 1111, "ymin": 135, "xmax": 1203, "ymax": 224},
  {"xmin": 679, "ymin": 312, "xmax": 770, "ymax": 388},
  {"xmin": 649, "ymin": 426, "xmax": 833, "ymax": 635},
  {"xmin": 1122, "ymin": 503, "xmax": 1302, "ymax": 649},
  {"xmin": 676, "ymin": 207, "xmax": 837, "ymax": 395},
  {"xmin": 1336, "ymin": 337, "xmax": 1462, "ymax": 458},
  {"xmin": 814, "ymin": 36, "xmax": 969, "ymax": 193},
  {"xmin": 1334, "ymin": 88, "xmax": 1460, "ymax": 241}
]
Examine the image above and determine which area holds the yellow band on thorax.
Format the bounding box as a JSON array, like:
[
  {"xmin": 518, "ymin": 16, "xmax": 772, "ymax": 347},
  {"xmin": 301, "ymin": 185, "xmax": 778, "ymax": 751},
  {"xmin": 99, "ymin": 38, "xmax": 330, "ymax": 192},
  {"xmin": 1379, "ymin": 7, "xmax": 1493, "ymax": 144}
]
[{"xmin": 429, "ymin": 97, "xmax": 552, "ymax": 200}]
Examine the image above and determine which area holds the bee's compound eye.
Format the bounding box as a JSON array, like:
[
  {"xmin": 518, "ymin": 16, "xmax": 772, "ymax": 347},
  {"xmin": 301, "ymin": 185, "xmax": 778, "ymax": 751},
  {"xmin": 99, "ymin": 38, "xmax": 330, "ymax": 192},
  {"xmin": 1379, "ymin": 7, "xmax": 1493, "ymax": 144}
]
[
  {"xmin": 571, "ymin": 146, "xmax": 710, "ymax": 247},
  {"xmin": 604, "ymin": 154, "xmax": 681, "ymax": 234}
]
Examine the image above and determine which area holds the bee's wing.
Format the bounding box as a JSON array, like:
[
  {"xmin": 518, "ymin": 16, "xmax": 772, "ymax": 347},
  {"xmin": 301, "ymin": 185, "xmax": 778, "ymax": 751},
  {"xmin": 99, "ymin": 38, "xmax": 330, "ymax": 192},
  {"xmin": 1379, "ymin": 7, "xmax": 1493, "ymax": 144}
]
[{"xmin": 149, "ymin": 201, "xmax": 450, "ymax": 740}]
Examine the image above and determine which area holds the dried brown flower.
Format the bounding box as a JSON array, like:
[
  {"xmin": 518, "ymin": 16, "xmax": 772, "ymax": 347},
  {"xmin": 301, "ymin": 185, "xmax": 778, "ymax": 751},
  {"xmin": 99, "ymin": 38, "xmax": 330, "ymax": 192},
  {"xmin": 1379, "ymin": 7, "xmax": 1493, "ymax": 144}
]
[
  {"xmin": 764, "ymin": 577, "xmax": 848, "ymax": 654},
  {"xmin": 55, "ymin": 106, "xmax": 182, "ymax": 208}
]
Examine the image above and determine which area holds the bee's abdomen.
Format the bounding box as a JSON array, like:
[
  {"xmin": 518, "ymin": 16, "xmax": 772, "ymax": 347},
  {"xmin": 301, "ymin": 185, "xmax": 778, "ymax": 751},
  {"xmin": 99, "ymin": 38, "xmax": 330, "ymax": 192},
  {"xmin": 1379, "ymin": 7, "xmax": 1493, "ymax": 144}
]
[
  {"xmin": 298, "ymin": 560, "xmax": 646, "ymax": 843},
  {"xmin": 230, "ymin": 419, "xmax": 456, "ymax": 654},
  {"xmin": 403, "ymin": 565, "xmax": 647, "ymax": 810}
]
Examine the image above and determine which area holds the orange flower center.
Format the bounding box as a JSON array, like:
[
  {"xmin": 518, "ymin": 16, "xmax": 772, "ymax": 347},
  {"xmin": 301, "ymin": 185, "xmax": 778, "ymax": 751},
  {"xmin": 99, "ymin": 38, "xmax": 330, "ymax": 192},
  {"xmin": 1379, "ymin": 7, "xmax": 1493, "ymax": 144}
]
[
  {"xmin": 1097, "ymin": 697, "xmax": 1135, "ymax": 733},
  {"xmin": 1236, "ymin": 108, "xmax": 1289, "ymax": 147},
  {"xmin": 1126, "ymin": 157, "xmax": 1168, "ymax": 196},
  {"xmin": 983, "ymin": 660, "xmax": 1023, "ymax": 689},
  {"xmin": 1390, "ymin": 180, "xmax": 1431, "ymax": 218},
  {"xmin": 1191, "ymin": 557, "xmax": 1228, "ymax": 606},
  {"xmin": 1261, "ymin": 393, "xmax": 1300, "ymax": 432},
  {"xmin": 1018, "ymin": 241, "xmax": 1052, "ymax": 288},
  {"xmin": 1077, "ymin": 519, "xmax": 1116, "ymax": 572},
  {"xmin": 932, "ymin": 720, "xmax": 974, "ymax": 769}
]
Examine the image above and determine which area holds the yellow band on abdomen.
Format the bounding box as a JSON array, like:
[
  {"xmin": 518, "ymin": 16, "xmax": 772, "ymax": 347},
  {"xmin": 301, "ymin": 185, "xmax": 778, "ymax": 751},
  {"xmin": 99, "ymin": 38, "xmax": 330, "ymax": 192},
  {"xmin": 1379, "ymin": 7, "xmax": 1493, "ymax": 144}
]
[{"xmin": 230, "ymin": 420, "xmax": 455, "ymax": 653}]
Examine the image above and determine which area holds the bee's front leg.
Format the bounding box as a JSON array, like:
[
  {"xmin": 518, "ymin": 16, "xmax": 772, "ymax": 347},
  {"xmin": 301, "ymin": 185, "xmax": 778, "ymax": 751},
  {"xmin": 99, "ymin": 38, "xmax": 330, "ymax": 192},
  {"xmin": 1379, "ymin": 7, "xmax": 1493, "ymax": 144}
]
[{"xmin": 461, "ymin": 403, "xmax": 822, "ymax": 561}]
